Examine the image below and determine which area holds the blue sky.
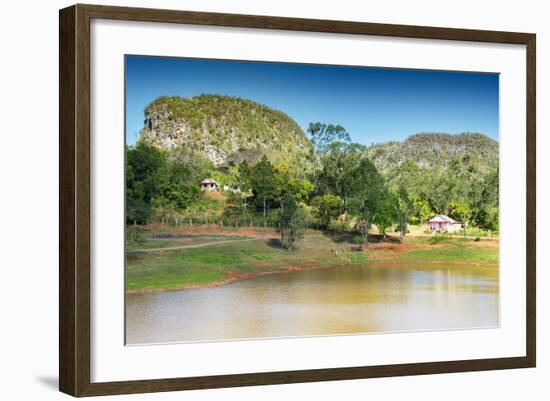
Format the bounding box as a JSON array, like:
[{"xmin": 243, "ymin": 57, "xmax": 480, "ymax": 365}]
[{"xmin": 125, "ymin": 55, "xmax": 499, "ymax": 146}]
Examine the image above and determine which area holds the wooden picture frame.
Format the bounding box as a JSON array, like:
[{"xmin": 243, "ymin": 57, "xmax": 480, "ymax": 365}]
[{"xmin": 59, "ymin": 3, "xmax": 536, "ymax": 397}]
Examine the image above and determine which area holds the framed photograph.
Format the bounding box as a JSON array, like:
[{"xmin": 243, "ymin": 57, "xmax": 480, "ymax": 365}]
[{"xmin": 59, "ymin": 4, "xmax": 536, "ymax": 397}]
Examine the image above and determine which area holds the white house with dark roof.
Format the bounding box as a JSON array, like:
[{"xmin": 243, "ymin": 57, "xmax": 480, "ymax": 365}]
[{"xmin": 428, "ymin": 215, "xmax": 463, "ymax": 233}]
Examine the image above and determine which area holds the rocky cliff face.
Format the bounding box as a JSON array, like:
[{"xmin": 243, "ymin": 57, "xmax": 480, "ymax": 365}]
[{"xmin": 139, "ymin": 95, "xmax": 311, "ymax": 166}]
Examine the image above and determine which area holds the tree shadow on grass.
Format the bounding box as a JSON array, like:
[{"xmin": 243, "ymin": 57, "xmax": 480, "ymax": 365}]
[
  {"xmin": 322, "ymin": 230, "xmax": 402, "ymax": 245},
  {"xmin": 265, "ymin": 238, "xmax": 284, "ymax": 249}
]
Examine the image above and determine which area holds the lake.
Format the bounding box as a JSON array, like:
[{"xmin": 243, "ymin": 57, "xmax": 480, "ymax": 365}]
[{"xmin": 125, "ymin": 263, "xmax": 499, "ymax": 344}]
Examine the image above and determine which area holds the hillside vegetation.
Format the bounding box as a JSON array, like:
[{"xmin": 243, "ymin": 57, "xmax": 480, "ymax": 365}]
[
  {"xmin": 364, "ymin": 132, "xmax": 499, "ymax": 228},
  {"xmin": 127, "ymin": 96, "xmax": 499, "ymax": 244},
  {"xmin": 365, "ymin": 132, "xmax": 498, "ymax": 175},
  {"xmin": 139, "ymin": 95, "xmax": 311, "ymax": 168}
]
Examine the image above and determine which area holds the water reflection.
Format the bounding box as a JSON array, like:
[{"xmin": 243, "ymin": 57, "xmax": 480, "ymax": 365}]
[{"xmin": 126, "ymin": 264, "xmax": 499, "ymax": 344}]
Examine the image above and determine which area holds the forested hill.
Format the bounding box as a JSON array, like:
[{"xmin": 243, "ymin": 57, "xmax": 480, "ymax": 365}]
[
  {"xmin": 139, "ymin": 95, "xmax": 311, "ymax": 167},
  {"xmin": 365, "ymin": 132, "xmax": 499, "ymax": 176},
  {"xmin": 361, "ymin": 132, "xmax": 499, "ymax": 228}
]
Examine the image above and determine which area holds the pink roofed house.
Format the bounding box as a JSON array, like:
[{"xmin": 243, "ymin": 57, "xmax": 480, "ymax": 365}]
[{"xmin": 428, "ymin": 215, "xmax": 462, "ymax": 233}]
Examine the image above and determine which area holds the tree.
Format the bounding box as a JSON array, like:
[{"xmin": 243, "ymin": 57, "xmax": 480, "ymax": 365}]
[
  {"xmin": 307, "ymin": 123, "xmax": 353, "ymax": 193},
  {"xmin": 307, "ymin": 122, "xmax": 351, "ymax": 154},
  {"xmin": 410, "ymin": 195, "xmax": 433, "ymax": 225},
  {"xmin": 126, "ymin": 143, "xmax": 165, "ymax": 224},
  {"xmin": 250, "ymin": 155, "xmax": 276, "ymax": 225},
  {"xmin": 317, "ymin": 142, "xmax": 365, "ymax": 211},
  {"xmin": 223, "ymin": 191, "xmax": 248, "ymax": 226},
  {"xmin": 272, "ymin": 163, "xmax": 313, "ymax": 203},
  {"xmin": 231, "ymin": 160, "xmax": 253, "ymax": 210},
  {"xmin": 449, "ymin": 200, "xmax": 473, "ymax": 225},
  {"xmin": 279, "ymin": 194, "xmax": 302, "ymax": 250},
  {"xmin": 311, "ymin": 194, "xmax": 343, "ymax": 228},
  {"xmin": 287, "ymin": 178, "xmax": 314, "ymax": 203},
  {"xmin": 126, "ymin": 197, "xmax": 150, "ymax": 226},
  {"xmin": 349, "ymin": 158, "xmax": 386, "ymax": 244},
  {"xmin": 237, "ymin": 160, "xmax": 252, "ymax": 189},
  {"xmin": 471, "ymin": 167, "xmax": 499, "ymax": 230},
  {"xmin": 395, "ymin": 186, "xmax": 413, "ymax": 238},
  {"xmin": 151, "ymin": 196, "xmax": 178, "ymax": 225},
  {"xmin": 373, "ymin": 190, "xmax": 396, "ymax": 238},
  {"xmin": 157, "ymin": 145, "xmax": 214, "ymax": 209},
  {"xmin": 449, "ymin": 200, "xmax": 473, "ymax": 236}
]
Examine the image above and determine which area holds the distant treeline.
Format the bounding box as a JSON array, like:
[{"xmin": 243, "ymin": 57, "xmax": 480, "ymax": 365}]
[{"xmin": 126, "ymin": 122, "xmax": 499, "ymax": 244}]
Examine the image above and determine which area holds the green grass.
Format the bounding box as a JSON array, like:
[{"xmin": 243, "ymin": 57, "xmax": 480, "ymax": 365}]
[
  {"xmin": 428, "ymin": 233, "xmax": 451, "ymax": 244},
  {"xmin": 125, "ymin": 231, "xmax": 499, "ymax": 291},
  {"xmin": 126, "ymin": 241, "xmax": 280, "ymax": 290},
  {"xmin": 126, "ymin": 233, "xmax": 343, "ymax": 291},
  {"xmin": 126, "ymin": 248, "xmax": 244, "ymax": 291},
  {"xmin": 399, "ymin": 243, "xmax": 498, "ymax": 265},
  {"xmin": 456, "ymin": 227, "xmax": 499, "ymax": 237},
  {"xmin": 126, "ymin": 239, "xmax": 184, "ymax": 250},
  {"xmin": 126, "ymin": 234, "xmax": 250, "ymax": 250}
]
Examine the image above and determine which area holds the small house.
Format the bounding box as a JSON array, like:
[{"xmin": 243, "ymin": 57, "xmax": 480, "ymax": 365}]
[
  {"xmin": 200, "ymin": 179, "xmax": 219, "ymax": 192},
  {"xmin": 428, "ymin": 215, "xmax": 462, "ymax": 233}
]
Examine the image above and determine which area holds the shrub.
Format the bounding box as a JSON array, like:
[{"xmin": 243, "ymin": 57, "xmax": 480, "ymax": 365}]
[
  {"xmin": 429, "ymin": 233, "xmax": 449, "ymax": 244},
  {"xmin": 126, "ymin": 226, "xmax": 148, "ymax": 243},
  {"xmin": 351, "ymin": 234, "xmax": 364, "ymax": 244},
  {"xmin": 328, "ymin": 220, "xmax": 349, "ymax": 232}
]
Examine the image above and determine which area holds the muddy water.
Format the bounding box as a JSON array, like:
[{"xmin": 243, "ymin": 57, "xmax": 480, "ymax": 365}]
[{"xmin": 125, "ymin": 263, "xmax": 499, "ymax": 344}]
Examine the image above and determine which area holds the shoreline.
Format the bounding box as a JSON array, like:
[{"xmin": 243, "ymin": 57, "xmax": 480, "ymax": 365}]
[{"xmin": 125, "ymin": 258, "xmax": 498, "ymax": 295}]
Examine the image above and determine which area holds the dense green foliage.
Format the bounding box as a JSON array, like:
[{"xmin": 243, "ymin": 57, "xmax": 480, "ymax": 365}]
[
  {"xmin": 126, "ymin": 142, "xmax": 214, "ymax": 224},
  {"xmin": 365, "ymin": 133, "xmax": 499, "ymax": 230},
  {"xmin": 139, "ymin": 95, "xmax": 311, "ymax": 169},
  {"xmin": 127, "ymin": 97, "xmax": 499, "ymax": 243},
  {"xmin": 311, "ymin": 195, "xmax": 343, "ymax": 227}
]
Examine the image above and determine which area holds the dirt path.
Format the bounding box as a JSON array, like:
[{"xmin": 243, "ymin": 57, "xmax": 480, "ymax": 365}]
[{"xmin": 128, "ymin": 237, "xmax": 271, "ymax": 253}]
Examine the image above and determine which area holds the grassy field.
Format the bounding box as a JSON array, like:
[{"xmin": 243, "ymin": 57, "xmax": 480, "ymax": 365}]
[
  {"xmin": 398, "ymin": 244, "xmax": 498, "ymax": 264},
  {"xmin": 125, "ymin": 226, "xmax": 499, "ymax": 292},
  {"xmin": 126, "ymin": 234, "xmax": 251, "ymax": 250}
]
